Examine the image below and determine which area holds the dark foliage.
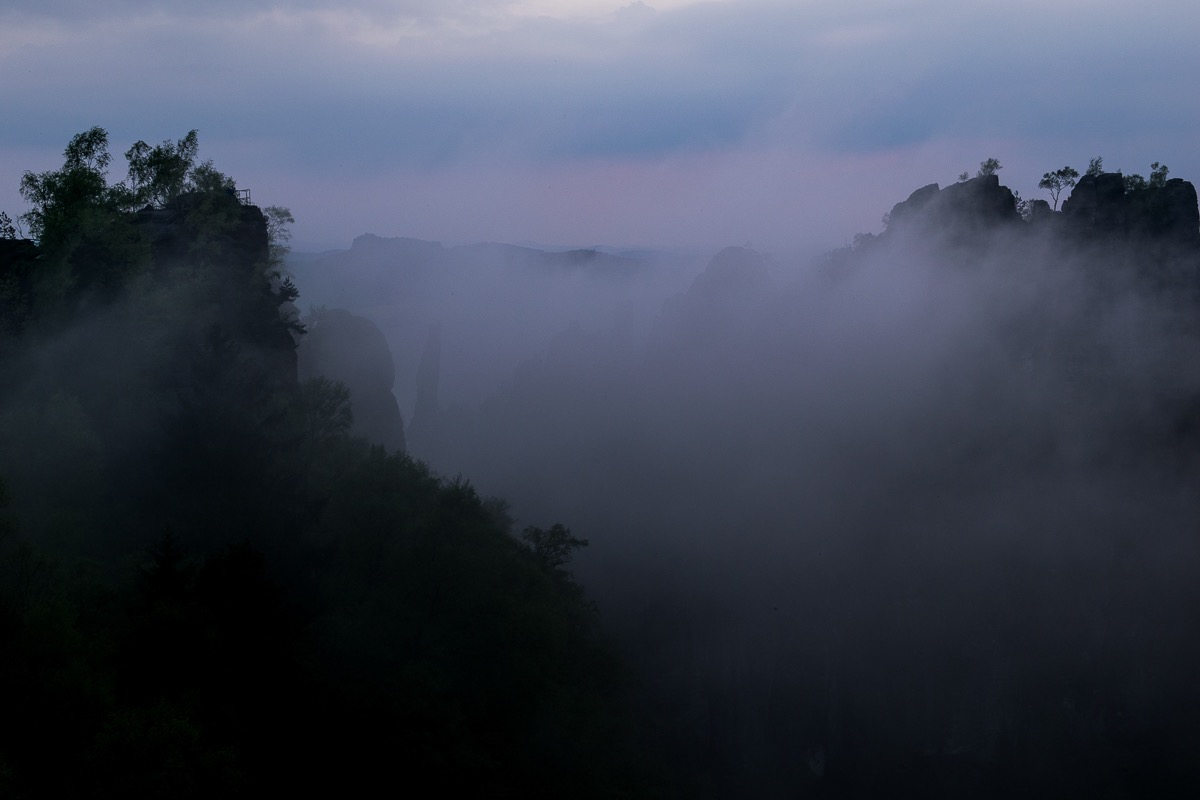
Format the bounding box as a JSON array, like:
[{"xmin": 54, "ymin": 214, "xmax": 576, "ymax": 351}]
[{"xmin": 0, "ymin": 130, "xmax": 655, "ymax": 799}]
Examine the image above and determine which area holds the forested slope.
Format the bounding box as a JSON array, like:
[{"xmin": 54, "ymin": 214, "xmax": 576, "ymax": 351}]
[{"xmin": 0, "ymin": 129, "xmax": 653, "ymax": 799}]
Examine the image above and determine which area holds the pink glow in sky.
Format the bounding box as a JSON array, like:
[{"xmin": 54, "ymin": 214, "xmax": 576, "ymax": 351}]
[{"xmin": 2, "ymin": 0, "xmax": 1198, "ymax": 251}]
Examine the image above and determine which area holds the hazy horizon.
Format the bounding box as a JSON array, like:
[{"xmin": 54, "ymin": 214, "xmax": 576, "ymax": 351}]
[{"xmin": 5, "ymin": 1, "xmax": 1200, "ymax": 253}]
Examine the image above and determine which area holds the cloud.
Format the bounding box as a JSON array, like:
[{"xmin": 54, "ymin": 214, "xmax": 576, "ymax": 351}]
[
  {"xmin": 5, "ymin": 1, "xmax": 1199, "ymax": 165},
  {"xmin": 2, "ymin": 0, "xmax": 1200, "ymax": 248},
  {"xmin": 0, "ymin": 0, "xmax": 516, "ymax": 24}
]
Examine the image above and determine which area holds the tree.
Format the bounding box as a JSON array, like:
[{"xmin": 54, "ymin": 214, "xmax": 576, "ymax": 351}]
[
  {"xmin": 264, "ymin": 205, "xmax": 295, "ymax": 269},
  {"xmin": 1149, "ymin": 161, "xmax": 1169, "ymax": 188},
  {"xmin": 1085, "ymin": 156, "xmax": 1104, "ymax": 177},
  {"xmin": 1121, "ymin": 162, "xmax": 1168, "ymax": 193},
  {"xmin": 522, "ymin": 523, "xmax": 588, "ymax": 572},
  {"xmin": 19, "ymin": 126, "xmax": 115, "ymax": 243},
  {"xmin": 20, "ymin": 128, "xmax": 236, "ymax": 249},
  {"xmin": 188, "ymin": 160, "xmax": 235, "ymax": 194},
  {"xmin": 1124, "ymin": 173, "xmax": 1147, "ymax": 192},
  {"xmin": 976, "ymin": 158, "xmax": 1002, "ymax": 178},
  {"xmin": 1012, "ymin": 190, "xmax": 1032, "ymax": 221},
  {"xmin": 124, "ymin": 130, "xmax": 200, "ymax": 208},
  {"xmin": 300, "ymin": 377, "xmax": 353, "ymax": 444},
  {"xmin": 1038, "ymin": 165, "xmax": 1079, "ymax": 210},
  {"xmin": 0, "ymin": 212, "xmax": 17, "ymax": 240},
  {"xmin": 63, "ymin": 126, "xmax": 112, "ymax": 173}
]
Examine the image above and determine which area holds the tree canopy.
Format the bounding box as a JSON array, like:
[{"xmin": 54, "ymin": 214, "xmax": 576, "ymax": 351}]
[
  {"xmin": 19, "ymin": 128, "xmax": 240, "ymax": 248},
  {"xmin": 1119, "ymin": 161, "xmax": 1170, "ymax": 193},
  {"xmin": 1039, "ymin": 165, "xmax": 1079, "ymax": 210},
  {"xmin": 976, "ymin": 157, "xmax": 1002, "ymax": 178},
  {"xmin": 19, "ymin": 126, "xmax": 118, "ymax": 246}
]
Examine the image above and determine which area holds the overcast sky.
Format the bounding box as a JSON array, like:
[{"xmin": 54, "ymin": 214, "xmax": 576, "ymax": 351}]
[{"xmin": 2, "ymin": 0, "xmax": 1197, "ymax": 251}]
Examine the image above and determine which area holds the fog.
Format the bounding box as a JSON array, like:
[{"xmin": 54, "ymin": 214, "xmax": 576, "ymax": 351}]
[
  {"xmin": 290, "ymin": 181, "xmax": 1200, "ymax": 794},
  {"xmin": 3, "ymin": 159, "xmax": 1198, "ymax": 793}
]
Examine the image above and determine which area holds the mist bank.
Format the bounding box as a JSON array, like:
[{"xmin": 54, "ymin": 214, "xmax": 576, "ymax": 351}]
[
  {"xmin": 288, "ymin": 235, "xmax": 704, "ymax": 417},
  {"xmin": 293, "ymin": 171, "xmax": 1200, "ymax": 796}
]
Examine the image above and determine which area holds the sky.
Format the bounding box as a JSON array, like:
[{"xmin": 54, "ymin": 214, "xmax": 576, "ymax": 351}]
[{"xmin": 2, "ymin": 0, "xmax": 1199, "ymax": 252}]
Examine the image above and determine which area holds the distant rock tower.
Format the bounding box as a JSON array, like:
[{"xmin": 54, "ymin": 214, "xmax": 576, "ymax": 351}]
[
  {"xmin": 407, "ymin": 322, "xmax": 442, "ymax": 458},
  {"xmin": 296, "ymin": 309, "xmax": 407, "ymax": 453}
]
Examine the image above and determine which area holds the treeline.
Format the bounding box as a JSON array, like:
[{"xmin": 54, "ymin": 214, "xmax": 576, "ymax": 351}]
[{"xmin": 0, "ymin": 130, "xmax": 657, "ymax": 798}]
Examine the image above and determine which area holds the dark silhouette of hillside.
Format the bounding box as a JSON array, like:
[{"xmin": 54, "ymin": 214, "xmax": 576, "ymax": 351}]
[{"xmin": 0, "ymin": 130, "xmax": 655, "ymax": 799}]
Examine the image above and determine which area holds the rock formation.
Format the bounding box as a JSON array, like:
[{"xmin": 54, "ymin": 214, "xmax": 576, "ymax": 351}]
[
  {"xmin": 1061, "ymin": 173, "xmax": 1199, "ymax": 243},
  {"xmin": 883, "ymin": 175, "xmax": 1021, "ymax": 241},
  {"xmin": 406, "ymin": 322, "xmax": 442, "ymax": 459},
  {"xmin": 297, "ymin": 308, "xmax": 407, "ymax": 453}
]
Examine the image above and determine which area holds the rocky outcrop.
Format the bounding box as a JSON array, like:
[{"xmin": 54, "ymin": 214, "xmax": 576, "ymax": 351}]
[
  {"xmin": 1061, "ymin": 173, "xmax": 1199, "ymax": 242},
  {"xmin": 886, "ymin": 183, "xmax": 941, "ymax": 228},
  {"xmin": 297, "ymin": 308, "xmax": 406, "ymax": 453},
  {"xmin": 687, "ymin": 246, "xmax": 771, "ymax": 299},
  {"xmin": 1131, "ymin": 178, "xmax": 1200, "ymax": 242},
  {"xmin": 656, "ymin": 246, "xmax": 773, "ymax": 349},
  {"xmin": 875, "ymin": 172, "xmax": 1197, "ymax": 252},
  {"xmin": 1060, "ymin": 173, "xmax": 1128, "ymax": 235},
  {"xmin": 1026, "ymin": 199, "xmax": 1053, "ymax": 223},
  {"xmin": 135, "ymin": 190, "xmax": 269, "ymax": 268},
  {"xmin": 883, "ymin": 175, "xmax": 1020, "ymax": 239},
  {"xmin": 133, "ymin": 192, "xmax": 298, "ymax": 396}
]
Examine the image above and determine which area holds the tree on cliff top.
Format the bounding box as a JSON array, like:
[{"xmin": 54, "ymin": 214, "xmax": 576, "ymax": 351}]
[
  {"xmin": 21, "ymin": 128, "xmax": 241, "ymax": 245},
  {"xmin": 1039, "ymin": 166, "xmax": 1079, "ymax": 210},
  {"xmin": 19, "ymin": 126, "xmax": 117, "ymax": 245},
  {"xmin": 124, "ymin": 131, "xmax": 200, "ymax": 208},
  {"xmin": 976, "ymin": 157, "xmax": 1002, "ymax": 178},
  {"xmin": 1123, "ymin": 162, "xmax": 1169, "ymax": 193}
]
